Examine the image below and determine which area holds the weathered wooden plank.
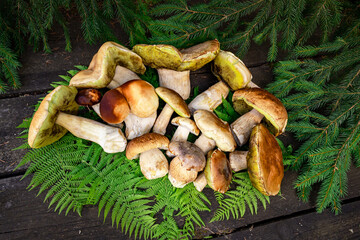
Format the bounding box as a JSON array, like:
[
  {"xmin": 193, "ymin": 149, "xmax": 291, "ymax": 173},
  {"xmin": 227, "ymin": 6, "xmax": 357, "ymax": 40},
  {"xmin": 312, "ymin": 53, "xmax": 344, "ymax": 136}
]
[{"xmin": 214, "ymin": 200, "xmax": 360, "ymax": 240}]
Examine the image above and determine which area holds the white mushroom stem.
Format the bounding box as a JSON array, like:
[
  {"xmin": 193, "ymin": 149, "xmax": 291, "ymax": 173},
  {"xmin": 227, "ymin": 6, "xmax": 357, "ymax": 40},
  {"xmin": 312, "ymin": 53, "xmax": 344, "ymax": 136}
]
[
  {"xmin": 124, "ymin": 112, "xmax": 157, "ymax": 140},
  {"xmin": 230, "ymin": 109, "xmax": 264, "ymax": 146},
  {"xmin": 139, "ymin": 148, "xmax": 169, "ymax": 180},
  {"xmin": 194, "ymin": 134, "xmax": 216, "ymax": 154},
  {"xmin": 92, "ymin": 103, "xmax": 124, "ymax": 129},
  {"xmin": 171, "ymin": 126, "xmax": 191, "ymax": 142},
  {"xmin": 157, "ymin": 68, "xmax": 190, "ymax": 100},
  {"xmin": 55, "ymin": 112, "xmax": 127, "ymax": 153},
  {"xmin": 193, "ymin": 172, "xmax": 207, "ymax": 192},
  {"xmin": 188, "ymin": 81, "xmax": 229, "ymax": 114},
  {"xmin": 107, "ymin": 65, "xmax": 140, "ymax": 89},
  {"xmin": 229, "ymin": 151, "xmax": 248, "ymax": 172},
  {"xmin": 152, "ymin": 104, "xmax": 174, "ymax": 135}
]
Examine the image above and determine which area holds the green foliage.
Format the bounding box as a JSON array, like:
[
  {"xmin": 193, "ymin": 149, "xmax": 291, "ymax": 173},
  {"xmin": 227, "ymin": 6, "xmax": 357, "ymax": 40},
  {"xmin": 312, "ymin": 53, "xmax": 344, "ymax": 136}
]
[{"xmin": 270, "ymin": 17, "xmax": 360, "ymax": 214}]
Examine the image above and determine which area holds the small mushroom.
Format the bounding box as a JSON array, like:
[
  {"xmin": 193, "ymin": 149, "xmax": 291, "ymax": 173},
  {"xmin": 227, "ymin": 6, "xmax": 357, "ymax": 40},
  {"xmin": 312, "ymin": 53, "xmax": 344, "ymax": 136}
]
[
  {"xmin": 99, "ymin": 87, "xmax": 130, "ymax": 124},
  {"xmin": 70, "ymin": 42, "xmax": 146, "ymax": 88},
  {"xmin": 231, "ymin": 88, "xmax": 288, "ymax": 146},
  {"xmin": 247, "ymin": 124, "xmax": 284, "ymax": 196},
  {"xmin": 170, "ymin": 117, "xmax": 200, "ymax": 142},
  {"xmin": 168, "ymin": 157, "xmax": 198, "ymax": 188},
  {"xmin": 204, "ymin": 149, "xmax": 232, "ymax": 193},
  {"xmin": 75, "ymin": 89, "xmax": 102, "ymax": 106},
  {"xmin": 28, "ymin": 86, "xmax": 127, "ymax": 153},
  {"xmin": 194, "ymin": 110, "xmax": 237, "ymax": 153},
  {"xmin": 168, "ymin": 141, "xmax": 206, "ymax": 172},
  {"xmin": 152, "ymin": 87, "xmax": 190, "ymax": 135},
  {"xmin": 188, "ymin": 81, "xmax": 230, "ymax": 114},
  {"xmin": 212, "ymin": 50, "xmax": 253, "ymax": 91},
  {"xmin": 133, "ymin": 40, "xmax": 220, "ymax": 100}
]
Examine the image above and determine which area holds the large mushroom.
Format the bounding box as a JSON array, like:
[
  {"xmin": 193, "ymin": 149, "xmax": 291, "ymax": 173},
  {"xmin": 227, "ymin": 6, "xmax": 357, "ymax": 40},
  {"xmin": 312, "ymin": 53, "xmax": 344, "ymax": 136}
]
[
  {"xmin": 133, "ymin": 40, "xmax": 220, "ymax": 100},
  {"xmin": 231, "ymin": 88, "xmax": 288, "ymax": 146},
  {"xmin": 152, "ymin": 87, "xmax": 190, "ymax": 135},
  {"xmin": 28, "ymin": 86, "xmax": 127, "ymax": 153},
  {"xmin": 193, "ymin": 109, "xmax": 237, "ymax": 154},
  {"xmin": 70, "ymin": 42, "xmax": 146, "ymax": 89}
]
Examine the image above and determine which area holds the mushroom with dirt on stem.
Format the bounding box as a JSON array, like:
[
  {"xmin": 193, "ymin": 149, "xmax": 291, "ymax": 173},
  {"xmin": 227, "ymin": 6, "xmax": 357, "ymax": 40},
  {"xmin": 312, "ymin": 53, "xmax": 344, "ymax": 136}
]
[
  {"xmin": 133, "ymin": 39, "xmax": 220, "ymax": 100},
  {"xmin": 152, "ymin": 87, "xmax": 190, "ymax": 135},
  {"xmin": 231, "ymin": 88, "xmax": 288, "ymax": 146},
  {"xmin": 126, "ymin": 133, "xmax": 170, "ymax": 180},
  {"xmin": 28, "ymin": 85, "xmax": 127, "ymax": 153}
]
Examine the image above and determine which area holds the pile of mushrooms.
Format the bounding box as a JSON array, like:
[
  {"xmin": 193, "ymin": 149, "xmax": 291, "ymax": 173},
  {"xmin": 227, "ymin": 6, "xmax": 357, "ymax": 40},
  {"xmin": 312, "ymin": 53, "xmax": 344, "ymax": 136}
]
[{"xmin": 28, "ymin": 40, "xmax": 288, "ymax": 197}]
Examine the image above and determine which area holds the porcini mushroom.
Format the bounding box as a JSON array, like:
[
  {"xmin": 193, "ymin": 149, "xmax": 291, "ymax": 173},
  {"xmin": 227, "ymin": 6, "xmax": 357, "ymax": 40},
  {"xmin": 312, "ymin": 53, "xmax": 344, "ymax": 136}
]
[
  {"xmin": 170, "ymin": 117, "xmax": 200, "ymax": 142},
  {"xmin": 168, "ymin": 157, "xmax": 198, "ymax": 188},
  {"xmin": 168, "ymin": 141, "xmax": 206, "ymax": 172},
  {"xmin": 152, "ymin": 87, "xmax": 190, "ymax": 135},
  {"xmin": 204, "ymin": 149, "xmax": 232, "ymax": 193},
  {"xmin": 126, "ymin": 133, "xmax": 170, "ymax": 180},
  {"xmin": 70, "ymin": 42, "xmax": 146, "ymax": 88},
  {"xmin": 193, "ymin": 110, "xmax": 237, "ymax": 153},
  {"xmin": 28, "ymin": 86, "xmax": 127, "ymax": 153},
  {"xmin": 133, "ymin": 40, "xmax": 220, "ymax": 100},
  {"xmin": 75, "ymin": 88, "xmax": 102, "ymax": 107},
  {"xmin": 229, "ymin": 151, "xmax": 248, "ymax": 172},
  {"xmin": 99, "ymin": 87, "xmax": 130, "ymax": 124},
  {"xmin": 231, "ymin": 88, "xmax": 288, "ymax": 146}
]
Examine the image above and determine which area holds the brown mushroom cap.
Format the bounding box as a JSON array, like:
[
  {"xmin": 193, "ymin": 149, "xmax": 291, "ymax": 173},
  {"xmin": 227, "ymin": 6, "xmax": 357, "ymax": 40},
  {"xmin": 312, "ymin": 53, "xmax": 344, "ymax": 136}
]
[
  {"xmin": 168, "ymin": 157, "xmax": 198, "ymax": 188},
  {"xmin": 171, "ymin": 117, "xmax": 200, "ymax": 136},
  {"xmin": 247, "ymin": 124, "xmax": 284, "ymax": 196},
  {"xmin": 232, "ymin": 88, "xmax": 288, "ymax": 136},
  {"xmin": 204, "ymin": 149, "xmax": 232, "ymax": 193},
  {"xmin": 126, "ymin": 133, "xmax": 169, "ymax": 159},
  {"xmin": 119, "ymin": 79, "xmax": 159, "ymax": 118},
  {"xmin": 193, "ymin": 110, "xmax": 237, "ymax": 152},
  {"xmin": 168, "ymin": 141, "xmax": 206, "ymax": 172},
  {"xmin": 155, "ymin": 87, "xmax": 190, "ymax": 118},
  {"xmin": 100, "ymin": 88, "xmax": 130, "ymax": 124},
  {"xmin": 75, "ymin": 89, "xmax": 102, "ymax": 106},
  {"xmin": 28, "ymin": 86, "xmax": 79, "ymax": 148}
]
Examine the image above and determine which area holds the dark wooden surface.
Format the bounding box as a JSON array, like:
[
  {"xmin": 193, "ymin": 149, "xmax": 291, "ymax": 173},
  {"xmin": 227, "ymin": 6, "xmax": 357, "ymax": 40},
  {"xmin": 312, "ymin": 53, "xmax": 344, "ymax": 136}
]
[{"xmin": 1, "ymin": 19, "xmax": 360, "ymax": 240}]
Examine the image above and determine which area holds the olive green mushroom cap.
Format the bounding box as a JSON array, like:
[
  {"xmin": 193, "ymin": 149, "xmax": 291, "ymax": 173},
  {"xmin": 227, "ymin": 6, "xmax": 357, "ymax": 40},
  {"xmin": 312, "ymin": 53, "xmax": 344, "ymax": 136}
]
[
  {"xmin": 70, "ymin": 41, "xmax": 146, "ymax": 89},
  {"xmin": 28, "ymin": 85, "xmax": 79, "ymax": 148},
  {"xmin": 133, "ymin": 40, "xmax": 220, "ymax": 71},
  {"xmin": 247, "ymin": 124, "xmax": 284, "ymax": 196},
  {"xmin": 155, "ymin": 87, "xmax": 190, "ymax": 118},
  {"xmin": 232, "ymin": 88, "xmax": 288, "ymax": 136},
  {"xmin": 212, "ymin": 50, "xmax": 252, "ymax": 90}
]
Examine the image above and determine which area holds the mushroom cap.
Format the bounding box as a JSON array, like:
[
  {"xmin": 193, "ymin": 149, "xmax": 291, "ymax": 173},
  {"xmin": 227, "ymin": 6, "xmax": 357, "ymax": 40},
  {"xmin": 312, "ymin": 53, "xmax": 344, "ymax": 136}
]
[
  {"xmin": 28, "ymin": 86, "xmax": 79, "ymax": 148},
  {"xmin": 139, "ymin": 148, "xmax": 169, "ymax": 180},
  {"xmin": 70, "ymin": 42, "xmax": 146, "ymax": 88},
  {"xmin": 247, "ymin": 124, "xmax": 284, "ymax": 196},
  {"xmin": 100, "ymin": 88, "xmax": 130, "ymax": 124},
  {"xmin": 155, "ymin": 87, "xmax": 190, "ymax": 118},
  {"xmin": 168, "ymin": 157, "xmax": 198, "ymax": 188},
  {"xmin": 168, "ymin": 141, "xmax": 205, "ymax": 172},
  {"xmin": 75, "ymin": 89, "xmax": 102, "ymax": 106},
  {"xmin": 177, "ymin": 39, "xmax": 220, "ymax": 71},
  {"xmin": 119, "ymin": 79, "xmax": 159, "ymax": 118},
  {"xmin": 126, "ymin": 133, "xmax": 169, "ymax": 159},
  {"xmin": 132, "ymin": 44, "xmax": 183, "ymax": 69},
  {"xmin": 193, "ymin": 110, "xmax": 237, "ymax": 152},
  {"xmin": 171, "ymin": 117, "xmax": 200, "ymax": 136},
  {"xmin": 212, "ymin": 50, "xmax": 252, "ymax": 90},
  {"xmin": 204, "ymin": 149, "xmax": 232, "ymax": 193},
  {"xmin": 232, "ymin": 88, "xmax": 288, "ymax": 136}
]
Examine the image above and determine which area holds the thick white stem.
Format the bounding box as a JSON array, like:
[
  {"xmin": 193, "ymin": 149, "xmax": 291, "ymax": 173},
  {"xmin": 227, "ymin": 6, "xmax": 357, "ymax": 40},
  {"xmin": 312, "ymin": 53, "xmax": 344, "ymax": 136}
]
[
  {"xmin": 139, "ymin": 148, "xmax": 169, "ymax": 180},
  {"xmin": 56, "ymin": 112, "xmax": 127, "ymax": 153},
  {"xmin": 107, "ymin": 66, "xmax": 140, "ymax": 89},
  {"xmin": 124, "ymin": 112, "xmax": 157, "ymax": 140},
  {"xmin": 188, "ymin": 81, "xmax": 229, "ymax": 114},
  {"xmin": 152, "ymin": 104, "xmax": 174, "ymax": 135},
  {"xmin": 171, "ymin": 126, "xmax": 190, "ymax": 142},
  {"xmin": 157, "ymin": 68, "xmax": 190, "ymax": 100},
  {"xmin": 92, "ymin": 103, "xmax": 124, "ymax": 128},
  {"xmin": 193, "ymin": 172, "xmax": 207, "ymax": 192},
  {"xmin": 194, "ymin": 134, "xmax": 216, "ymax": 154},
  {"xmin": 231, "ymin": 109, "xmax": 264, "ymax": 146},
  {"xmin": 229, "ymin": 151, "xmax": 248, "ymax": 172}
]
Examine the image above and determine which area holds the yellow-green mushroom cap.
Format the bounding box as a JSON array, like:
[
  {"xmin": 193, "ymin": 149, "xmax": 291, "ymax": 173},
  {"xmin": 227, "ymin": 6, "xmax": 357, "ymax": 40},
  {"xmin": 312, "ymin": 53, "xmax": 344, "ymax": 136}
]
[
  {"xmin": 247, "ymin": 124, "xmax": 284, "ymax": 196},
  {"xmin": 232, "ymin": 88, "xmax": 288, "ymax": 136},
  {"xmin": 155, "ymin": 87, "xmax": 190, "ymax": 118},
  {"xmin": 204, "ymin": 149, "xmax": 232, "ymax": 193},
  {"xmin": 70, "ymin": 41, "xmax": 146, "ymax": 89},
  {"xmin": 212, "ymin": 50, "xmax": 252, "ymax": 90},
  {"xmin": 132, "ymin": 44, "xmax": 183, "ymax": 70},
  {"xmin": 28, "ymin": 86, "xmax": 79, "ymax": 148}
]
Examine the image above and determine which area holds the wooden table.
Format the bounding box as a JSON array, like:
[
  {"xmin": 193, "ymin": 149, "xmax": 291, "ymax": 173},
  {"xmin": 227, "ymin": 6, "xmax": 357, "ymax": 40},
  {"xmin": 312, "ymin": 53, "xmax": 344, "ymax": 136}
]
[{"xmin": 1, "ymin": 20, "xmax": 360, "ymax": 239}]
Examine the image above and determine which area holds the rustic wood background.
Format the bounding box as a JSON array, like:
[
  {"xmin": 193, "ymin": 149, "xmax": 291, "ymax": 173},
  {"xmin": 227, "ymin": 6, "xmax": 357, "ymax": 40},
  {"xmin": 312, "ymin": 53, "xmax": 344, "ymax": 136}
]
[{"xmin": 1, "ymin": 17, "xmax": 360, "ymax": 240}]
